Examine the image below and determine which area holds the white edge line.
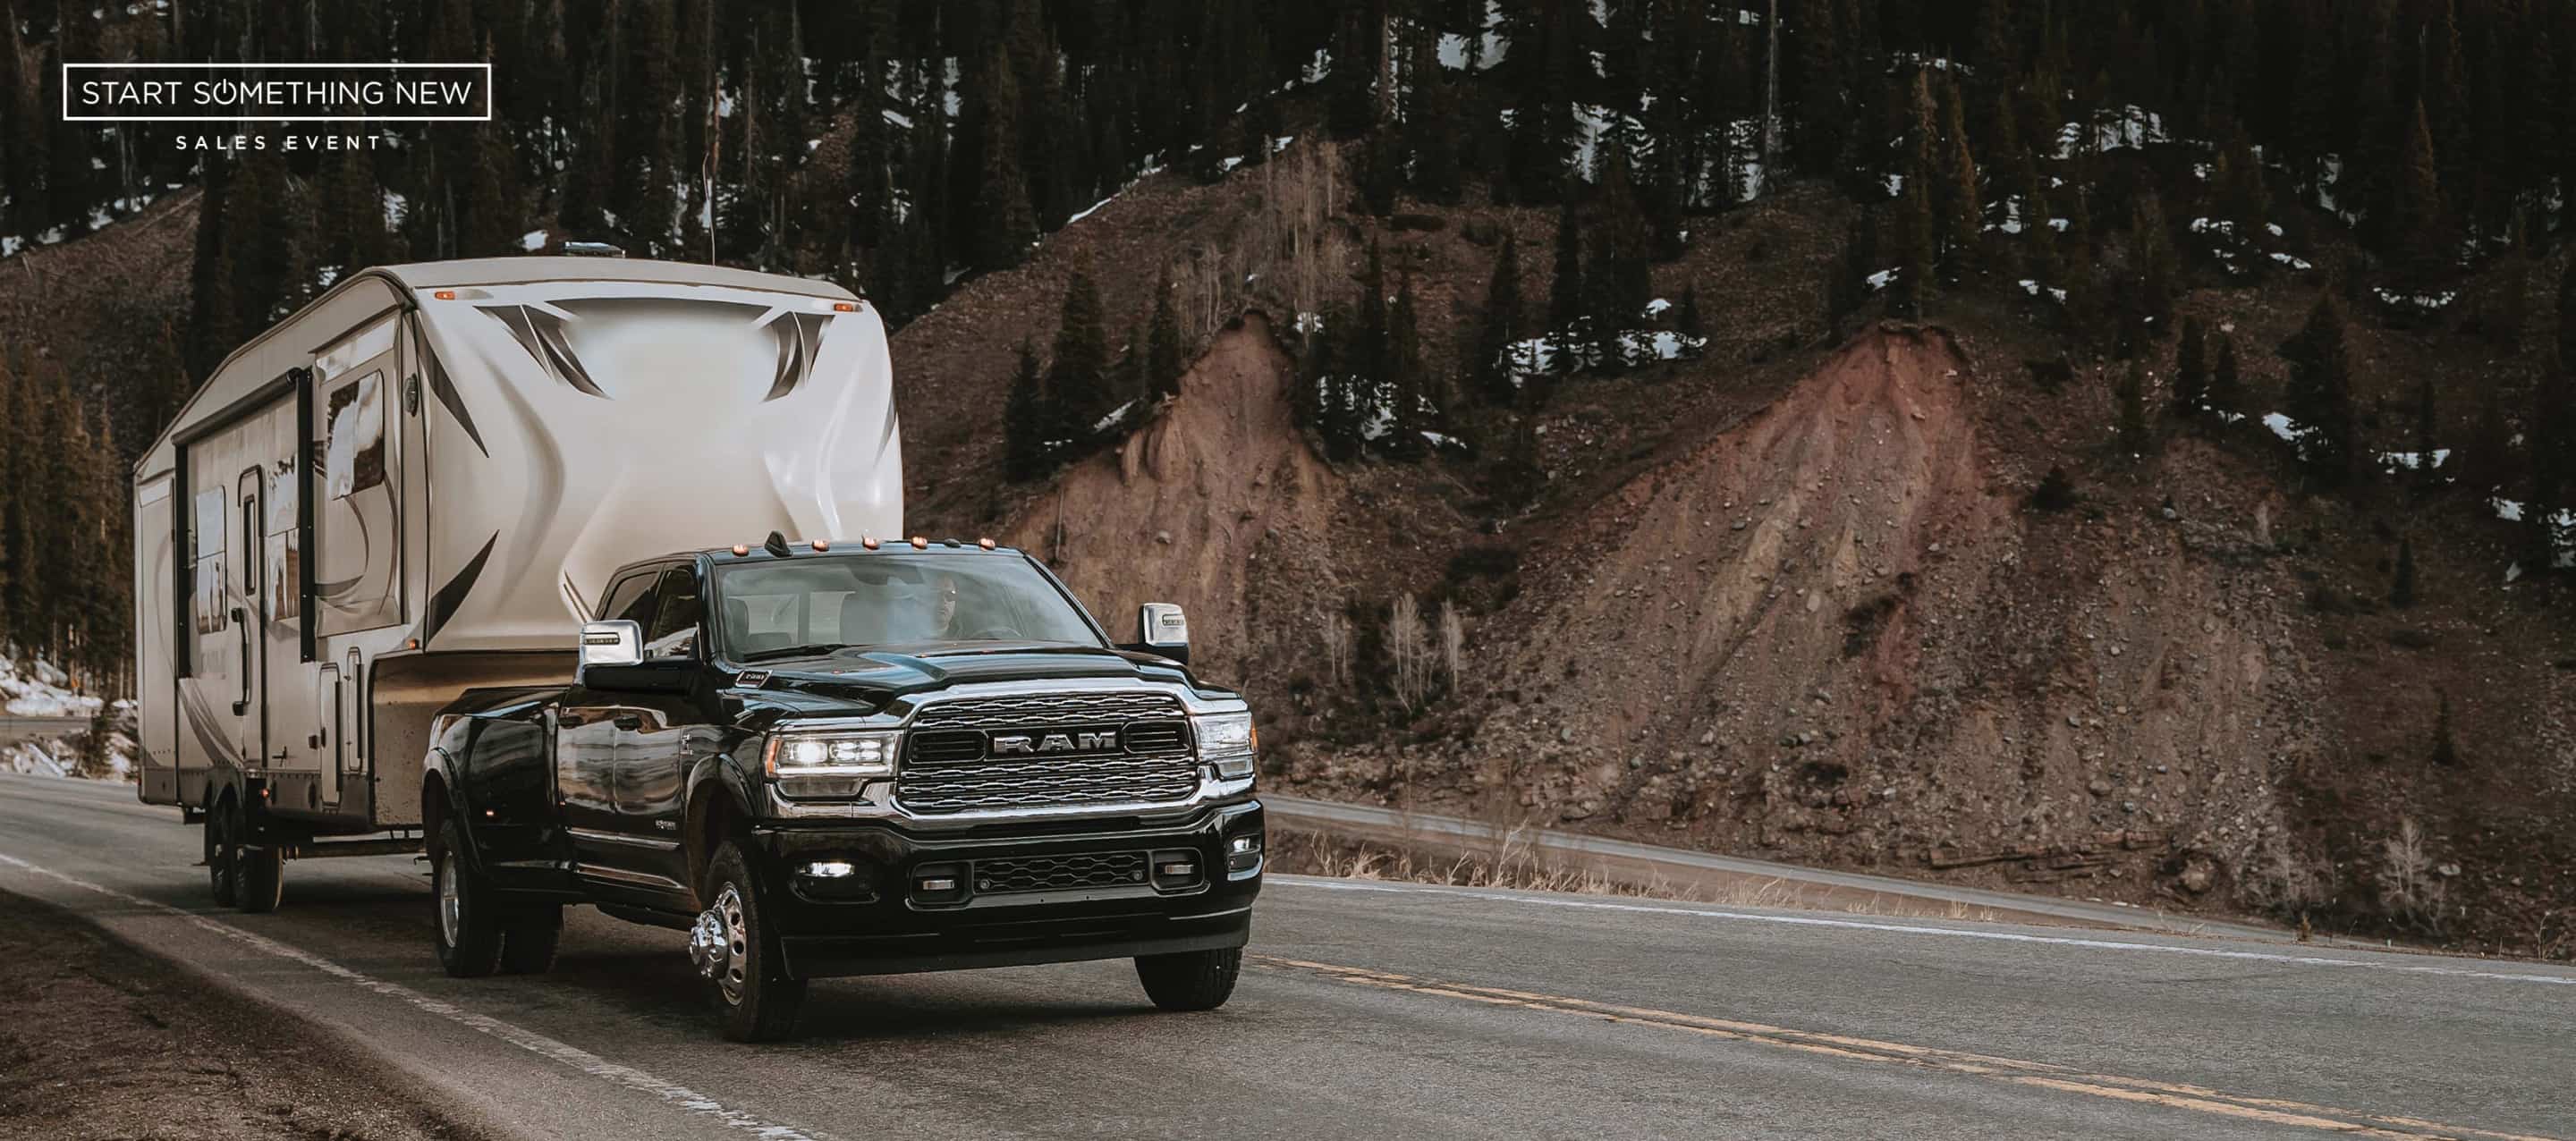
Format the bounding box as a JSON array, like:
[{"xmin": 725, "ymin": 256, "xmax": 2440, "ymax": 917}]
[
  {"xmin": 0, "ymin": 851, "xmax": 838, "ymax": 1141},
  {"xmin": 1272, "ymin": 876, "xmax": 2576, "ymax": 987}
]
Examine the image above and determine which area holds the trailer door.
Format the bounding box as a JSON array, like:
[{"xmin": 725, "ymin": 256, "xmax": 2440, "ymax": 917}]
[{"xmin": 234, "ymin": 469, "xmax": 267, "ymax": 766}]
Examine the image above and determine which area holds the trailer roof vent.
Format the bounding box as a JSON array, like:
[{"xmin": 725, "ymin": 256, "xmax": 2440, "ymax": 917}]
[{"xmin": 562, "ymin": 241, "xmax": 626, "ymax": 258}]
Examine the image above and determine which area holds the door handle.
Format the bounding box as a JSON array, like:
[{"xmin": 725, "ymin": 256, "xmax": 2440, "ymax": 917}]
[
  {"xmin": 611, "ymin": 714, "xmax": 643, "ymax": 731},
  {"xmin": 232, "ymin": 611, "xmax": 251, "ymax": 715}
]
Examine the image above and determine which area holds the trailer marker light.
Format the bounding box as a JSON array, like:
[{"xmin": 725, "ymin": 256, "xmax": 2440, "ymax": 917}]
[
  {"xmin": 433, "ymin": 290, "xmax": 457, "ymax": 300},
  {"xmin": 833, "ymin": 301, "xmax": 859, "ymax": 312}
]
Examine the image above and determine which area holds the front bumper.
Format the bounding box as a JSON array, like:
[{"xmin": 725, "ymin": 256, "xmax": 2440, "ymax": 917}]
[{"xmin": 751, "ymin": 799, "xmax": 1263, "ymax": 979}]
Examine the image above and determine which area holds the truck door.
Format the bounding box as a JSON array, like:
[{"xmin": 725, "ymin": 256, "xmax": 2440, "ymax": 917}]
[
  {"xmin": 233, "ymin": 469, "xmax": 266, "ymax": 766},
  {"xmin": 612, "ymin": 566, "xmax": 706, "ymax": 893},
  {"xmin": 559, "ymin": 568, "xmax": 663, "ymax": 890}
]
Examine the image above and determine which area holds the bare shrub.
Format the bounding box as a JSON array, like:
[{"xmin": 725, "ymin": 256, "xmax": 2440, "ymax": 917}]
[
  {"xmin": 1388, "ymin": 594, "xmax": 1429, "ymax": 709},
  {"xmin": 1437, "ymin": 600, "xmax": 1464, "ymax": 697},
  {"xmin": 2377, "ymin": 817, "xmax": 2445, "ymax": 926},
  {"xmin": 1319, "ymin": 606, "xmax": 1352, "ymax": 689}
]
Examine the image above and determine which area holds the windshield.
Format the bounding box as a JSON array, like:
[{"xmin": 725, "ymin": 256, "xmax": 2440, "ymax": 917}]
[{"xmin": 710, "ymin": 554, "xmax": 1102, "ymax": 660}]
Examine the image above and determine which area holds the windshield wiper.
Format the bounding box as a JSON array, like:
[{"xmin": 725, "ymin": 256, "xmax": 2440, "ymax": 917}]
[{"xmin": 734, "ymin": 644, "xmax": 854, "ymax": 663}]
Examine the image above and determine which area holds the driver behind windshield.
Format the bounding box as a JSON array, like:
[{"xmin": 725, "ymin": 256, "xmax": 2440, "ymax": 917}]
[{"xmin": 715, "ymin": 555, "xmax": 1096, "ymax": 661}]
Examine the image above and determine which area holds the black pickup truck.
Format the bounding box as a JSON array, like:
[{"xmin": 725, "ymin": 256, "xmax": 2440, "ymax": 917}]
[{"xmin": 420, "ymin": 535, "xmax": 1263, "ymax": 1040}]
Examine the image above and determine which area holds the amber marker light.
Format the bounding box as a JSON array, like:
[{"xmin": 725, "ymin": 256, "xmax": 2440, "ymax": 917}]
[
  {"xmin": 732, "ymin": 544, "xmax": 750, "ymax": 555},
  {"xmin": 861, "ymin": 535, "xmax": 880, "ymax": 549},
  {"xmin": 977, "ymin": 537, "xmax": 996, "ymax": 550},
  {"xmin": 812, "ymin": 539, "xmax": 830, "ymax": 551},
  {"xmin": 910, "ymin": 536, "xmax": 928, "ymax": 549},
  {"xmin": 834, "ymin": 301, "xmax": 859, "ymax": 312},
  {"xmin": 433, "ymin": 290, "xmax": 457, "ymax": 300}
]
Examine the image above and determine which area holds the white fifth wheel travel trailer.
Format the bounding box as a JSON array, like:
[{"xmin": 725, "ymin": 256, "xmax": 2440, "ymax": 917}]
[{"xmin": 131, "ymin": 256, "xmax": 902, "ymax": 909}]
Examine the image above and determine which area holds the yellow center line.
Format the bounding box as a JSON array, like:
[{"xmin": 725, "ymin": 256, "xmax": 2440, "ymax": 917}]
[{"xmin": 1250, "ymin": 954, "xmax": 2558, "ymax": 1141}]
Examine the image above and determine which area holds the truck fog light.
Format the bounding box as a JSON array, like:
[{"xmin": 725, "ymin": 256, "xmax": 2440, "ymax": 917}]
[
  {"xmin": 1159, "ymin": 861, "xmax": 1196, "ymax": 877},
  {"xmin": 802, "ymin": 860, "xmax": 856, "ymax": 879},
  {"xmin": 1226, "ymin": 833, "xmax": 1263, "ymax": 874},
  {"xmin": 1227, "ymin": 835, "xmax": 1259, "ymax": 855},
  {"xmin": 918, "ymin": 876, "xmax": 957, "ymax": 892}
]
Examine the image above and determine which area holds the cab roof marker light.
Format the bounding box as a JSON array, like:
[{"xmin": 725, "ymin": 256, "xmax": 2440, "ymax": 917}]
[
  {"xmin": 977, "ymin": 537, "xmax": 996, "ymax": 550},
  {"xmin": 731, "ymin": 544, "xmax": 750, "ymax": 556},
  {"xmin": 910, "ymin": 536, "xmax": 928, "ymax": 549},
  {"xmin": 861, "ymin": 535, "xmax": 880, "ymax": 549},
  {"xmin": 811, "ymin": 539, "xmax": 830, "ymax": 552}
]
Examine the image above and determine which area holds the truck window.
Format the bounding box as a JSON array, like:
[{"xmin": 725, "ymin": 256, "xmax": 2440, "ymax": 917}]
[
  {"xmin": 597, "ymin": 570, "xmax": 658, "ymax": 624},
  {"xmin": 643, "ymin": 568, "xmax": 701, "ymax": 661}
]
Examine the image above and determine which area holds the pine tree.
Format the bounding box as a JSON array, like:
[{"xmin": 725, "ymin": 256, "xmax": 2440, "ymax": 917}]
[
  {"xmin": 2392, "ymin": 97, "xmax": 2449, "ymax": 283},
  {"xmin": 2526, "ymin": 369, "xmax": 2570, "ymax": 576},
  {"xmin": 2282, "ymin": 290, "xmax": 2360, "ymax": 488},
  {"xmin": 2133, "ymin": 192, "xmax": 2179, "ymax": 333},
  {"xmin": 2393, "ymin": 537, "xmax": 2419, "ymax": 608},
  {"xmin": 2464, "ymin": 379, "xmax": 2513, "ymax": 496},
  {"xmin": 2209, "ymin": 331, "xmax": 2245, "ymax": 421},
  {"xmin": 1550, "ymin": 195, "xmax": 1587, "ymax": 370},
  {"xmin": 2429, "ymin": 689, "xmax": 2461, "ymax": 766},
  {"xmin": 1047, "ymin": 269, "xmax": 1112, "ymax": 449},
  {"xmin": 1589, "ymin": 149, "xmax": 1655, "ymax": 359},
  {"xmin": 2116, "ymin": 358, "xmax": 2153, "ymax": 456},
  {"xmin": 1940, "ymin": 80, "xmax": 1980, "ymax": 273},
  {"xmin": 1147, "ymin": 274, "xmax": 1184, "ymax": 402},
  {"xmin": 2413, "ymin": 381, "xmax": 2441, "ymax": 494},
  {"xmin": 2558, "ymin": 258, "xmax": 2576, "ymax": 370},
  {"xmin": 1385, "ymin": 277, "xmax": 1431, "ymax": 460},
  {"xmin": 1476, "ymin": 235, "xmax": 1525, "ymax": 406},
  {"xmin": 967, "ymin": 45, "xmax": 1038, "ymax": 272},
  {"xmin": 1675, "ymin": 284, "xmax": 1703, "ymax": 337},
  {"xmin": 1890, "ymin": 178, "xmax": 1936, "ymax": 318},
  {"xmin": 1004, "ymin": 340, "xmax": 1049, "ymax": 481},
  {"xmin": 1114, "ymin": 325, "xmax": 1147, "ymax": 415},
  {"xmin": 2173, "ymin": 316, "xmax": 2208, "ymax": 418}
]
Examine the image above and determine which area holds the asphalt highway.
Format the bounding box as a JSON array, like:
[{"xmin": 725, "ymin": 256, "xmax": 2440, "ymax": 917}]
[{"xmin": 3, "ymin": 770, "xmax": 2568, "ymax": 1141}]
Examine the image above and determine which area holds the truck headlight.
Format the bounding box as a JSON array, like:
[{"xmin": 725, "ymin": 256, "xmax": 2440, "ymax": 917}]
[
  {"xmin": 1192, "ymin": 712, "xmax": 1257, "ymax": 780},
  {"xmin": 764, "ymin": 730, "xmax": 900, "ymax": 799}
]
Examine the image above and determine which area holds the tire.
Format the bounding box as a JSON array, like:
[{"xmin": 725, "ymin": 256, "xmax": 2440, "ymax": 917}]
[
  {"xmin": 235, "ymin": 841, "xmax": 285, "ymax": 914},
  {"xmin": 498, "ymin": 904, "xmax": 565, "ymax": 975},
  {"xmin": 1135, "ymin": 946, "xmax": 1241, "ymax": 1011},
  {"xmin": 430, "ymin": 819, "xmax": 504, "ymax": 977},
  {"xmin": 204, "ymin": 796, "xmax": 239, "ymax": 909},
  {"xmin": 692, "ymin": 841, "xmax": 805, "ymax": 1042}
]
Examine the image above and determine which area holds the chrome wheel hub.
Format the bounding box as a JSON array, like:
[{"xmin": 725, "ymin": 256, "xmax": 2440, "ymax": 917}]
[
  {"xmin": 690, "ymin": 886, "xmax": 750, "ymax": 1004},
  {"xmin": 438, "ymin": 853, "xmax": 462, "ymax": 945}
]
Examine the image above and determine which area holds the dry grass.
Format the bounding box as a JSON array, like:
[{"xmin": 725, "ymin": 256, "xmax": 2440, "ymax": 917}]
[{"xmin": 1264, "ymin": 826, "xmax": 2005, "ymax": 922}]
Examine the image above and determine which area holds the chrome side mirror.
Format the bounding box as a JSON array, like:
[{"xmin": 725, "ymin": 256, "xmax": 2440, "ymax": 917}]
[
  {"xmin": 579, "ymin": 620, "xmax": 643, "ymax": 680},
  {"xmin": 1138, "ymin": 603, "xmax": 1189, "ymax": 665}
]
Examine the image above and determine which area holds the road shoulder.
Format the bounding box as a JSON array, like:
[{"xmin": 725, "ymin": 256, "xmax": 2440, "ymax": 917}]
[{"xmin": 0, "ymin": 887, "xmax": 488, "ymax": 1141}]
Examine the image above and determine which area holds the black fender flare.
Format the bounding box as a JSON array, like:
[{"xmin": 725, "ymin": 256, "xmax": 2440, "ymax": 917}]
[{"xmin": 680, "ymin": 751, "xmax": 759, "ymax": 893}]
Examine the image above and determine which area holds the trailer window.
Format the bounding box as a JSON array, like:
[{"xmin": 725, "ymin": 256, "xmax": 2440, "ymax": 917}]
[
  {"xmin": 322, "ymin": 372, "xmax": 386, "ymax": 499},
  {"xmin": 191, "ymin": 487, "xmax": 225, "ymax": 634}
]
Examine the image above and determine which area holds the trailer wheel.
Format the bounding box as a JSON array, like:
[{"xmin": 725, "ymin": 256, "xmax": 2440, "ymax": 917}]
[
  {"xmin": 692, "ymin": 841, "xmax": 805, "ymax": 1042},
  {"xmin": 1134, "ymin": 946, "xmax": 1241, "ymax": 1012},
  {"xmin": 498, "ymin": 905, "xmax": 564, "ymax": 975},
  {"xmin": 430, "ymin": 820, "xmax": 505, "ymax": 977},
  {"xmin": 205, "ymin": 797, "xmax": 240, "ymax": 909},
  {"xmin": 236, "ymin": 841, "xmax": 284, "ymax": 914}
]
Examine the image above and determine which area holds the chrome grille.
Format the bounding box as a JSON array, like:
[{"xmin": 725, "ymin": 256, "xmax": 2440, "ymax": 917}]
[
  {"xmin": 898, "ymin": 690, "xmax": 1199, "ymax": 815},
  {"xmin": 972, "ymin": 851, "xmax": 1148, "ymax": 894}
]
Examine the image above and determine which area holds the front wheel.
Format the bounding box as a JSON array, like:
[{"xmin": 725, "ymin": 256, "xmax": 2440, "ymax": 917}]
[
  {"xmin": 692, "ymin": 841, "xmax": 805, "ymax": 1042},
  {"xmin": 1135, "ymin": 947, "xmax": 1241, "ymax": 1011},
  {"xmin": 430, "ymin": 820, "xmax": 504, "ymax": 977}
]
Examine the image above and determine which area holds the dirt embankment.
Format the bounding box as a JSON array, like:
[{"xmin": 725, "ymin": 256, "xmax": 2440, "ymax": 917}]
[
  {"xmin": 0, "ymin": 890, "xmax": 477, "ymax": 1141},
  {"xmin": 1003, "ymin": 313, "xmax": 1343, "ymax": 685},
  {"xmin": 1451, "ymin": 326, "xmax": 2322, "ymax": 907}
]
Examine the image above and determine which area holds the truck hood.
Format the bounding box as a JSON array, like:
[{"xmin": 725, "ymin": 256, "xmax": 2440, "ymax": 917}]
[{"xmin": 733, "ymin": 642, "xmax": 1217, "ymax": 716}]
